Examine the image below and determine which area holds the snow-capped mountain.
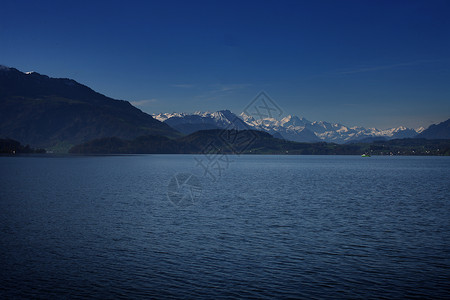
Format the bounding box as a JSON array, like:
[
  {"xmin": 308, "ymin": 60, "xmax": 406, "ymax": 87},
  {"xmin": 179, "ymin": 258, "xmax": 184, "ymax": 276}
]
[
  {"xmin": 239, "ymin": 113, "xmax": 320, "ymax": 142},
  {"xmin": 153, "ymin": 110, "xmax": 423, "ymax": 143},
  {"xmin": 153, "ymin": 110, "xmax": 250, "ymax": 135}
]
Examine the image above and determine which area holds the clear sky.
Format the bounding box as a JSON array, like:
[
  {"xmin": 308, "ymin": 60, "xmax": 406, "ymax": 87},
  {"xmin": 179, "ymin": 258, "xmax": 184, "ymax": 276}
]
[{"xmin": 1, "ymin": 0, "xmax": 449, "ymax": 129}]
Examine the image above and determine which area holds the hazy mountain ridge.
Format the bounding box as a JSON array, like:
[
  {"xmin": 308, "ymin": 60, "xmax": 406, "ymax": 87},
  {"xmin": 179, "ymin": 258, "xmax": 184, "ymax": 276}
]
[
  {"xmin": 154, "ymin": 110, "xmax": 426, "ymax": 144},
  {"xmin": 69, "ymin": 131, "xmax": 450, "ymax": 156},
  {"xmin": 416, "ymin": 119, "xmax": 450, "ymax": 139}
]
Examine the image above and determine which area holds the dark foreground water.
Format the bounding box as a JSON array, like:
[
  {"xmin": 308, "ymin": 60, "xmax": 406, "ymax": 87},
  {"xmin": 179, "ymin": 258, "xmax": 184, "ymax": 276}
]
[{"xmin": 1, "ymin": 155, "xmax": 449, "ymax": 299}]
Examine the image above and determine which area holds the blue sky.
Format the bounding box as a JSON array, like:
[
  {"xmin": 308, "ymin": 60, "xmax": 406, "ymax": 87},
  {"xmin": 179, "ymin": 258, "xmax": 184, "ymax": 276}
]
[{"xmin": 1, "ymin": 0, "xmax": 449, "ymax": 129}]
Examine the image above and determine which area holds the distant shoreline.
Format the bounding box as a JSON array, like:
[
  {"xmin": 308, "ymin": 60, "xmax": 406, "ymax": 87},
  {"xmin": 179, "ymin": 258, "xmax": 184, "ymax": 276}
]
[{"xmin": 2, "ymin": 135, "xmax": 449, "ymax": 156}]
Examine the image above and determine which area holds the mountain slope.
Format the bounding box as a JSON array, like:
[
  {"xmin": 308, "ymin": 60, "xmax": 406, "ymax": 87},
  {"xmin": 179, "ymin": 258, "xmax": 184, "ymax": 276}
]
[
  {"xmin": 0, "ymin": 66, "xmax": 178, "ymax": 150},
  {"xmin": 416, "ymin": 118, "xmax": 450, "ymax": 139}
]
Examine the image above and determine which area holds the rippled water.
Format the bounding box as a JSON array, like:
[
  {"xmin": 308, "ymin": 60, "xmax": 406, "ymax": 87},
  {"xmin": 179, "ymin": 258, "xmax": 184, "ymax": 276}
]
[{"xmin": 1, "ymin": 155, "xmax": 449, "ymax": 298}]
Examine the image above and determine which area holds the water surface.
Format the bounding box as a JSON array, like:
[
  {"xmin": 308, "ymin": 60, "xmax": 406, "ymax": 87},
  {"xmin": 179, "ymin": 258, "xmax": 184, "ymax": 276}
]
[{"xmin": 1, "ymin": 155, "xmax": 449, "ymax": 298}]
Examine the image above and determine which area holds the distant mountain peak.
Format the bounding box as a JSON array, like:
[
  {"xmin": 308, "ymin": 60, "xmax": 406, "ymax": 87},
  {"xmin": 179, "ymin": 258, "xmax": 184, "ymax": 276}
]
[{"xmin": 280, "ymin": 115, "xmax": 310, "ymax": 127}]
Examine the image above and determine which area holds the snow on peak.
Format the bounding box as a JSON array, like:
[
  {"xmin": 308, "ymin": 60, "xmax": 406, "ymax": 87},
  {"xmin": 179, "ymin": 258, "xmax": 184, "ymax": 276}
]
[
  {"xmin": 415, "ymin": 127, "xmax": 425, "ymax": 134},
  {"xmin": 280, "ymin": 115, "xmax": 310, "ymax": 127},
  {"xmin": 152, "ymin": 112, "xmax": 187, "ymax": 122},
  {"xmin": 239, "ymin": 112, "xmax": 256, "ymax": 123}
]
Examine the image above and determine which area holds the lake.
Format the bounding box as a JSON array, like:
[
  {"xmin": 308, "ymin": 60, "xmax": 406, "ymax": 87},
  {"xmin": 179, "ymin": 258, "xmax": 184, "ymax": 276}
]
[{"xmin": 1, "ymin": 155, "xmax": 449, "ymax": 298}]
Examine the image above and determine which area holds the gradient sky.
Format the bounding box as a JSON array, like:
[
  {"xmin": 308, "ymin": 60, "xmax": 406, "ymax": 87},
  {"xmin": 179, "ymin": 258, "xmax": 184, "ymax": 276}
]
[{"xmin": 1, "ymin": 0, "xmax": 449, "ymax": 129}]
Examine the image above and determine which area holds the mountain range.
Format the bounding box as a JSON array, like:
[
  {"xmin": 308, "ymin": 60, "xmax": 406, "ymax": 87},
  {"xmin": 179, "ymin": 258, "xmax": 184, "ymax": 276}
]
[
  {"xmin": 0, "ymin": 65, "xmax": 448, "ymax": 153},
  {"xmin": 153, "ymin": 110, "xmax": 426, "ymax": 144}
]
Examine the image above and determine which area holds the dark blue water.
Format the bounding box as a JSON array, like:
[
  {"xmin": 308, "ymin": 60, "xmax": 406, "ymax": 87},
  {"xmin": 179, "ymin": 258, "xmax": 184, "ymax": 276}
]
[{"xmin": 1, "ymin": 155, "xmax": 449, "ymax": 299}]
